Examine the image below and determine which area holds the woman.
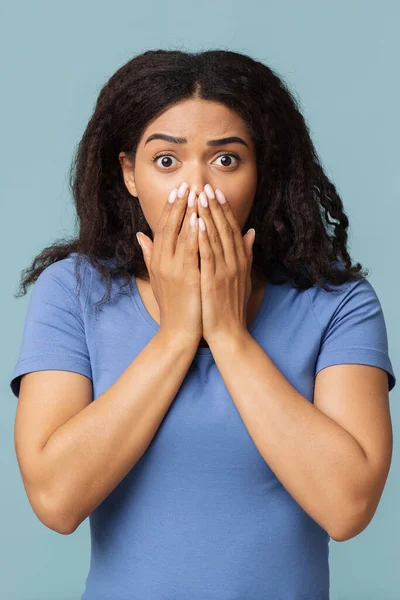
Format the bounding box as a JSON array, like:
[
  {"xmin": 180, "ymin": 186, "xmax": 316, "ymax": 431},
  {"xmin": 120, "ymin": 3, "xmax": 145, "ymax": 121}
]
[{"xmin": 10, "ymin": 49, "xmax": 396, "ymax": 599}]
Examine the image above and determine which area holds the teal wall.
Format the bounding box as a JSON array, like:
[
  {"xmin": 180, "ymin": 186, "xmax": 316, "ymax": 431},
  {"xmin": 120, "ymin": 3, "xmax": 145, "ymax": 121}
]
[{"xmin": 2, "ymin": 1, "xmax": 398, "ymax": 598}]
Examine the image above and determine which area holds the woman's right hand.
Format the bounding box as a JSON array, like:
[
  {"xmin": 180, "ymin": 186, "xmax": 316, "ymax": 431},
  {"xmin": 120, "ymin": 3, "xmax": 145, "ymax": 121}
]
[{"xmin": 136, "ymin": 181, "xmax": 202, "ymax": 345}]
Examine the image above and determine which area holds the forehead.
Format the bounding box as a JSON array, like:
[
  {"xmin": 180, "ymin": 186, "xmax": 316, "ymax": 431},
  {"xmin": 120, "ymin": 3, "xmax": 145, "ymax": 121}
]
[{"xmin": 142, "ymin": 98, "xmax": 250, "ymax": 141}]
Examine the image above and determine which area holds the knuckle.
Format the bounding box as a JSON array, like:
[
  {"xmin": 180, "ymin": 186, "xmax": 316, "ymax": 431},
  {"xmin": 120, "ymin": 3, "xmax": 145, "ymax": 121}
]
[
  {"xmin": 210, "ymin": 231, "xmax": 220, "ymax": 245},
  {"xmin": 185, "ymin": 246, "xmax": 196, "ymax": 257},
  {"xmin": 222, "ymin": 222, "xmax": 232, "ymax": 236},
  {"xmin": 177, "ymin": 230, "xmax": 188, "ymax": 245},
  {"xmin": 202, "ymin": 250, "xmax": 214, "ymax": 261},
  {"xmin": 163, "ymin": 222, "xmax": 175, "ymax": 235},
  {"xmin": 227, "ymin": 263, "xmax": 238, "ymax": 277}
]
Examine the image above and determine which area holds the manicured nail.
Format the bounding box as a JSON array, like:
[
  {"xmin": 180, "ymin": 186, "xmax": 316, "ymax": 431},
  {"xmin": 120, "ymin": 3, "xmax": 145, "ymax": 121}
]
[
  {"xmin": 190, "ymin": 212, "xmax": 197, "ymax": 229},
  {"xmin": 204, "ymin": 183, "xmax": 215, "ymax": 200},
  {"xmin": 177, "ymin": 181, "xmax": 189, "ymax": 198},
  {"xmin": 168, "ymin": 188, "xmax": 178, "ymax": 203},
  {"xmin": 199, "ymin": 191, "xmax": 208, "ymax": 207},
  {"xmin": 188, "ymin": 189, "xmax": 196, "ymax": 207},
  {"xmin": 215, "ymin": 189, "xmax": 226, "ymax": 204}
]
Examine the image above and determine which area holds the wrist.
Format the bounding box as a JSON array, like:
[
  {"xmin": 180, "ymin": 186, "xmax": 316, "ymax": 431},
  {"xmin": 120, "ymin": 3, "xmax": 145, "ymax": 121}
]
[
  {"xmin": 207, "ymin": 326, "xmax": 251, "ymax": 352},
  {"xmin": 157, "ymin": 328, "xmax": 201, "ymax": 353}
]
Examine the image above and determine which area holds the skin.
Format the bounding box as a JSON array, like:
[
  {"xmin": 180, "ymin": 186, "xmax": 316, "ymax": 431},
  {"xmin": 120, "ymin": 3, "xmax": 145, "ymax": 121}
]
[{"xmin": 118, "ymin": 98, "xmax": 265, "ymax": 347}]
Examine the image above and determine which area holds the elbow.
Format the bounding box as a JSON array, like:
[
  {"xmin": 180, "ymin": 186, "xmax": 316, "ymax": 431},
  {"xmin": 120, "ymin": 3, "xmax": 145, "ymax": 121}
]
[
  {"xmin": 43, "ymin": 518, "xmax": 77, "ymax": 536},
  {"xmin": 47, "ymin": 501, "xmax": 80, "ymax": 535},
  {"xmin": 33, "ymin": 488, "xmax": 79, "ymax": 535},
  {"xmin": 50, "ymin": 516, "xmax": 79, "ymax": 536},
  {"xmin": 328, "ymin": 497, "xmax": 372, "ymax": 542}
]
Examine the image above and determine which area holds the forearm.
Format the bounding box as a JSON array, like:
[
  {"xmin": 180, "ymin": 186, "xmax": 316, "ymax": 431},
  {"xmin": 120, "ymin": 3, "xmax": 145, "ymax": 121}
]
[
  {"xmin": 40, "ymin": 329, "xmax": 198, "ymax": 533},
  {"xmin": 208, "ymin": 329, "xmax": 369, "ymax": 541}
]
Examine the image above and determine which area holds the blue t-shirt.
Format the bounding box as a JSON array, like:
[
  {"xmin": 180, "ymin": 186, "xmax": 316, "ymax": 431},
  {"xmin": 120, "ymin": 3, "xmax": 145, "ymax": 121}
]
[{"xmin": 10, "ymin": 252, "xmax": 396, "ymax": 599}]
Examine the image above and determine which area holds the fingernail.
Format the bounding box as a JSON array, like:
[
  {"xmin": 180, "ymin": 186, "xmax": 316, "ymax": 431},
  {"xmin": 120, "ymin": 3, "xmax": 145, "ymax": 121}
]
[
  {"xmin": 177, "ymin": 181, "xmax": 189, "ymax": 198},
  {"xmin": 188, "ymin": 189, "xmax": 196, "ymax": 207},
  {"xmin": 215, "ymin": 189, "xmax": 226, "ymax": 204},
  {"xmin": 204, "ymin": 183, "xmax": 215, "ymax": 200},
  {"xmin": 136, "ymin": 232, "xmax": 142, "ymax": 246},
  {"xmin": 168, "ymin": 188, "xmax": 178, "ymax": 203},
  {"xmin": 199, "ymin": 191, "xmax": 208, "ymax": 207},
  {"xmin": 190, "ymin": 212, "xmax": 197, "ymax": 229},
  {"xmin": 248, "ymin": 228, "xmax": 255, "ymax": 241}
]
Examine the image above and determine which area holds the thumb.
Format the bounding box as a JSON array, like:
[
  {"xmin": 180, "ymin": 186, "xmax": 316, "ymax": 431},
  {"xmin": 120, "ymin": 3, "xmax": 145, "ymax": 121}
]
[
  {"xmin": 136, "ymin": 232, "xmax": 153, "ymax": 263},
  {"xmin": 244, "ymin": 228, "xmax": 255, "ymax": 261}
]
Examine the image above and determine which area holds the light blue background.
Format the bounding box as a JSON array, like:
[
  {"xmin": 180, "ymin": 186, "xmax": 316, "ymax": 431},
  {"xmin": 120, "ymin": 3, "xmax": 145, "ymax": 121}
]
[{"xmin": 2, "ymin": 1, "xmax": 398, "ymax": 598}]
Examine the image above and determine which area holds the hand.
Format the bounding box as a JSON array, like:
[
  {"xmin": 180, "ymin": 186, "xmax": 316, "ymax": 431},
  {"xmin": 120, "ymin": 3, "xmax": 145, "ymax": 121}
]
[
  {"xmin": 136, "ymin": 182, "xmax": 203, "ymax": 345},
  {"xmin": 197, "ymin": 184, "xmax": 256, "ymax": 344}
]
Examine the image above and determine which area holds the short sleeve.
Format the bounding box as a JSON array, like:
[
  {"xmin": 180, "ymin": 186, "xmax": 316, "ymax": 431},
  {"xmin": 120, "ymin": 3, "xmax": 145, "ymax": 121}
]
[
  {"xmin": 10, "ymin": 262, "xmax": 93, "ymax": 398},
  {"xmin": 315, "ymin": 278, "xmax": 396, "ymax": 392}
]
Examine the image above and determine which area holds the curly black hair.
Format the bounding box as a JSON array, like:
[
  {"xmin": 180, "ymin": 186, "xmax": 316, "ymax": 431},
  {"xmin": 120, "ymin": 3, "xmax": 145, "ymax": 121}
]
[{"xmin": 14, "ymin": 48, "xmax": 368, "ymax": 312}]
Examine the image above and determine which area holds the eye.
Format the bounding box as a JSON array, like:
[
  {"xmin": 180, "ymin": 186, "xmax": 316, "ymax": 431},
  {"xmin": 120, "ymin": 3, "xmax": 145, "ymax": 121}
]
[
  {"xmin": 152, "ymin": 153, "xmax": 178, "ymax": 168},
  {"xmin": 213, "ymin": 153, "xmax": 242, "ymax": 168},
  {"xmin": 151, "ymin": 151, "xmax": 242, "ymax": 169}
]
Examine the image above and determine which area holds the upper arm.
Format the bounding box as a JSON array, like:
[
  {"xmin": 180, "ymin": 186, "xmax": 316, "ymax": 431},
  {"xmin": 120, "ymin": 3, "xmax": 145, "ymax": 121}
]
[
  {"xmin": 15, "ymin": 370, "xmax": 92, "ymax": 526},
  {"xmin": 312, "ymin": 276, "xmax": 396, "ymax": 526},
  {"xmin": 9, "ymin": 259, "xmax": 93, "ymax": 528},
  {"xmin": 314, "ymin": 364, "xmax": 393, "ymax": 520}
]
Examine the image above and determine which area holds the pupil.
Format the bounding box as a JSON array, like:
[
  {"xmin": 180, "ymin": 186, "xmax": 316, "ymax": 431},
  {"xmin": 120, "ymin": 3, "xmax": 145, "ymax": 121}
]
[
  {"xmin": 221, "ymin": 156, "xmax": 231, "ymax": 166},
  {"xmin": 161, "ymin": 156, "xmax": 171, "ymax": 167}
]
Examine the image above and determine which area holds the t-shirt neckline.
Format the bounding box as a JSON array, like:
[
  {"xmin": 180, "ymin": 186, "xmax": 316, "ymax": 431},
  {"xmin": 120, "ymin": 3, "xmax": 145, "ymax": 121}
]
[{"xmin": 130, "ymin": 276, "xmax": 271, "ymax": 359}]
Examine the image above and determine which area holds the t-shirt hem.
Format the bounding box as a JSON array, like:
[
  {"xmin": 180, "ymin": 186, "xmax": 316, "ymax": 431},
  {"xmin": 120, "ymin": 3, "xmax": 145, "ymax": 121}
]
[
  {"xmin": 10, "ymin": 355, "xmax": 93, "ymax": 398},
  {"xmin": 315, "ymin": 347, "xmax": 396, "ymax": 392}
]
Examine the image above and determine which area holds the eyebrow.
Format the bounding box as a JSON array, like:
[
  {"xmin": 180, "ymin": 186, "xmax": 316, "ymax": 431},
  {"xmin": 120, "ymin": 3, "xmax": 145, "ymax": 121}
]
[{"xmin": 144, "ymin": 133, "xmax": 249, "ymax": 149}]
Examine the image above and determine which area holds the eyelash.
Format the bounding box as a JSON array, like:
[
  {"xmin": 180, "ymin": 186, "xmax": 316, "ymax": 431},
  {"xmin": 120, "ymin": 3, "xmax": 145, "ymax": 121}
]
[{"xmin": 151, "ymin": 151, "xmax": 242, "ymax": 168}]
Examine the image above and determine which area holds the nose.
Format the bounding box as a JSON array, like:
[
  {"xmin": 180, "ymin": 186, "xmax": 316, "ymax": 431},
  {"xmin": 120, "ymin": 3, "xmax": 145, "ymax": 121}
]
[
  {"xmin": 188, "ymin": 181, "xmax": 208, "ymax": 196},
  {"xmin": 181, "ymin": 172, "xmax": 210, "ymax": 197}
]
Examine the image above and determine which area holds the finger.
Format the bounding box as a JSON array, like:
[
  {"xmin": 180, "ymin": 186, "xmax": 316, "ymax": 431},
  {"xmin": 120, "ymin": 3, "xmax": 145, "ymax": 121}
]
[
  {"xmin": 136, "ymin": 232, "xmax": 151, "ymax": 262},
  {"xmin": 151, "ymin": 187, "xmax": 178, "ymax": 268},
  {"xmin": 198, "ymin": 187, "xmax": 239, "ymax": 271},
  {"xmin": 183, "ymin": 198, "xmax": 200, "ymax": 272},
  {"xmin": 213, "ymin": 187, "xmax": 246, "ymax": 267},
  {"xmin": 197, "ymin": 191, "xmax": 226, "ymax": 268},
  {"xmin": 175, "ymin": 189, "xmax": 199, "ymax": 266},
  {"xmin": 157, "ymin": 182, "xmax": 189, "ymax": 266},
  {"xmin": 244, "ymin": 228, "xmax": 256, "ymax": 262},
  {"xmin": 153, "ymin": 187, "xmax": 179, "ymax": 237},
  {"xmin": 198, "ymin": 213, "xmax": 216, "ymax": 276}
]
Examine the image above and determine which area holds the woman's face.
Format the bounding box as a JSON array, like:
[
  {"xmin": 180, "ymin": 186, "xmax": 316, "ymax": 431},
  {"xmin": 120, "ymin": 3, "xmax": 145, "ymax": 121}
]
[{"xmin": 119, "ymin": 98, "xmax": 258, "ymax": 237}]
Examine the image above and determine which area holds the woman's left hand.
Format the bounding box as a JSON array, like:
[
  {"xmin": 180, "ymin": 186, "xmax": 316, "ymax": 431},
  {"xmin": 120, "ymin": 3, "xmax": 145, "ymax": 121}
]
[{"xmin": 197, "ymin": 184, "xmax": 256, "ymax": 345}]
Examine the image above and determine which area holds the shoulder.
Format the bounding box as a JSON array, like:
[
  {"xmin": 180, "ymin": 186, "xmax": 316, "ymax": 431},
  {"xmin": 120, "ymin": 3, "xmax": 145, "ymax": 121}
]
[
  {"xmin": 33, "ymin": 252, "xmax": 95, "ymax": 314},
  {"xmin": 308, "ymin": 278, "xmax": 381, "ymax": 330},
  {"xmin": 305, "ymin": 263, "xmax": 380, "ymax": 332},
  {"xmin": 307, "ymin": 271, "xmax": 395, "ymax": 392}
]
